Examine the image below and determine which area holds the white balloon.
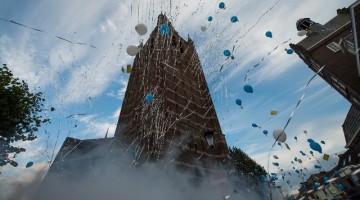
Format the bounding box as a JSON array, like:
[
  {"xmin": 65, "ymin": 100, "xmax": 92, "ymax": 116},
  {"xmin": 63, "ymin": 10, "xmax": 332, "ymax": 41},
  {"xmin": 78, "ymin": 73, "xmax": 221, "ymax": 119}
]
[
  {"xmin": 135, "ymin": 23, "xmax": 147, "ymax": 35},
  {"xmin": 126, "ymin": 45, "xmax": 140, "ymax": 56},
  {"xmin": 273, "ymin": 155, "xmax": 279, "ymax": 159},
  {"xmin": 298, "ymin": 30, "xmax": 307, "ymax": 37},
  {"xmin": 273, "ymin": 129, "xmax": 287, "ymax": 143},
  {"xmin": 201, "ymin": 26, "xmax": 207, "ymax": 32},
  {"xmin": 298, "ymin": 159, "xmax": 302, "ymax": 163}
]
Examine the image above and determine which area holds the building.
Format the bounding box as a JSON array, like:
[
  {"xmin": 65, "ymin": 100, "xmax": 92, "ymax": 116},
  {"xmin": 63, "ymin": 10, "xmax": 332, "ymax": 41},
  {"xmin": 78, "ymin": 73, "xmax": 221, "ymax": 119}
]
[
  {"xmin": 114, "ymin": 14, "xmax": 229, "ymax": 169},
  {"xmin": 34, "ymin": 14, "xmax": 231, "ymax": 200},
  {"xmin": 289, "ymin": 1, "xmax": 360, "ymax": 153}
]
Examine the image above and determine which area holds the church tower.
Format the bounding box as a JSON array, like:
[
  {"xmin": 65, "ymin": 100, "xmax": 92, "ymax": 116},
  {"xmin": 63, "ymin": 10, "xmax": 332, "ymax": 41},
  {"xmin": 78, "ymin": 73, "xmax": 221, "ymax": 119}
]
[{"xmin": 115, "ymin": 14, "xmax": 229, "ymax": 168}]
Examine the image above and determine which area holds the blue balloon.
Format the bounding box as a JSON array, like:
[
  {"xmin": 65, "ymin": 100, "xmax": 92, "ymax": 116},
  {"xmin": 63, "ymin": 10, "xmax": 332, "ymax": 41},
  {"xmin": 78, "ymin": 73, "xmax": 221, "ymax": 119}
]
[
  {"xmin": 307, "ymin": 139, "xmax": 314, "ymax": 143},
  {"xmin": 273, "ymin": 162, "xmax": 279, "ymax": 167},
  {"xmin": 26, "ymin": 161, "xmax": 33, "ymax": 168},
  {"xmin": 295, "ymin": 170, "xmax": 300, "ymax": 174},
  {"xmin": 324, "ymin": 176, "xmax": 329, "ymax": 182},
  {"xmin": 314, "ymin": 182, "xmax": 320, "ymax": 188},
  {"xmin": 208, "ymin": 16, "xmax": 213, "ymax": 22},
  {"xmin": 235, "ymin": 99, "xmax": 242, "ymax": 106},
  {"xmin": 252, "ymin": 123, "xmax": 258, "ymax": 127},
  {"xmin": 321, "ymin": 140, "xmax": 325, "ymax": 145},
  {"xmin": 294, "ymin": 136, "xmax": 298, "ymax": 140},
  {"xmin": 309, "ymin": 141, "xmax": 322, "ymax": 154},
  {"xmin": 310, "ymin": 150, "xmax": 314, "ymax": 155},
  {"xmin": 159, "ymin": 24, "xmax": 170, "ymax": 36},
  {"xmin": 338, "ymin": 183, "xmax": 345, "ymax": 191},
  {"xmin": 287, "ymin": 49, "xmax": 294, "ymax": 54},
  {"xmin": 219, "ymin": 2, "xmax": 225, "ymax": 9},
  {"xmin": 291, "ymin": 161, "xmax": 294, "ymax": 164},
  {"xmin": 146, "ymin": 93, "xmax": 154, "ymax": 103},
  {"xmin": 294, "ymin": 157, "xmax": 298, "ymax": 161},
  {"xmin": 278, "ymin": 142, "xmax": 282, "ymax": 146},
  {"xmin": 265, "ymin": 31, "xmax": 272, "ymax": 38},
  {"xmin": 243, "ymin": 85, "xmax": 253, "ymax": 93},
  {"xmin": 299, "ymin": 151, "xmax": 304, "ymax": 154},
  {"xmin": 263, "ymin": 130, "xmax": 268, "ymax": 135},
  {"xmin": 230, "ymin": 16, "xmax": 238, "ymax": 23},
  {"xmin": 314, "ymin": 165, "xmax": 321, "ymax": 169},
  {"xmin": 223, "ymin": 50, "xmax": 231, "ymax": 57}
]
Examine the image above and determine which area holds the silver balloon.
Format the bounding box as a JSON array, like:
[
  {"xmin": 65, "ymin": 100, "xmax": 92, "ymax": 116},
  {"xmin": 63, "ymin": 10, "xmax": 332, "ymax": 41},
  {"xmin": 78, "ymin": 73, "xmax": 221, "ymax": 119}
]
[
  {"xmin": 298, "ymin": 159, "xmax": 302, "ymax": 163},
  {"xmin": 273, "ymin": 129, "xmax": 287, "ymax": 143},
  {"xmin": 297, "ymin": 30, "xmax": 307, "ymax": 37},
  {"xmin": 126, "ymin": 45, "xmax": 140, "ymax": 56},
  {"xmin": 273, "ymin": 155, "xmax": 279, "ymax": 159},
  {"xmin": 135, "ymin": 23, "xmax": 147, "ymax": 35},
  {"xmin": 201, "ymin": 26, "xmax": 207, "ymax": 32}
]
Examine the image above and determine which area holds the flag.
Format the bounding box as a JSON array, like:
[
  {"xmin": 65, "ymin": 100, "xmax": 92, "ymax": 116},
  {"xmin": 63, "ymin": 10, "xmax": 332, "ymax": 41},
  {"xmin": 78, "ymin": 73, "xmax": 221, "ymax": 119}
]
[
  {"xmin": 323, "ymin": 154, "xmax": 329, "ymax": 161},
  {"xmin": 270, "ymin": 110, "xmax": 278, "ymax": 115},
  {"xmin": 126, "ymin": 65, "xmax": 132, "ymax": 73}
]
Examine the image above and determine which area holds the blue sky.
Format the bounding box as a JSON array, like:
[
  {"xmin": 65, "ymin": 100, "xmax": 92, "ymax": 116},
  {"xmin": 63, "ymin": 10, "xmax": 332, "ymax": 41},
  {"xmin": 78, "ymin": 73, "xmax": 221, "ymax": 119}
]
[{"xmin": 0, "ymin": 0, "xmax": 357, "ymax": 196}]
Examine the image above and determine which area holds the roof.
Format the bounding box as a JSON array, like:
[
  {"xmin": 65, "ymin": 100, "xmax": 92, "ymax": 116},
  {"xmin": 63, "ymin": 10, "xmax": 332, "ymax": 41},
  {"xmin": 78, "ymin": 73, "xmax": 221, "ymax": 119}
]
[
  {"xmin": 52, "ymin": 137, "xmax": 114, "ymax": 164},
  {"xmin": 297, "ymin": 13, "xmax": 351, "ymax": 50}
]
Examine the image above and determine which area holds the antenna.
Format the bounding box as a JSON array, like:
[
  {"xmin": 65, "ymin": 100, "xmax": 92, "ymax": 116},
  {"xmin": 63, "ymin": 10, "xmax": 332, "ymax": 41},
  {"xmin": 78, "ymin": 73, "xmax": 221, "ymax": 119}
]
[{"xmin": 105, "ymin": 128, "xmax": 109, "ymax": 138}]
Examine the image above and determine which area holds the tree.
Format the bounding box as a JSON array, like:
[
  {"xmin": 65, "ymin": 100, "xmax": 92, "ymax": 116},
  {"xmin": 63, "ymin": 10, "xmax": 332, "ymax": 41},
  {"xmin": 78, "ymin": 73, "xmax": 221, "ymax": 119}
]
[
  {"xmin": 0, "ymin": 64, "xmax": 52, "ymax": 168},
  {"xmin": 228, "ymin": 146, "xmax": 267, "ymax": 178}
]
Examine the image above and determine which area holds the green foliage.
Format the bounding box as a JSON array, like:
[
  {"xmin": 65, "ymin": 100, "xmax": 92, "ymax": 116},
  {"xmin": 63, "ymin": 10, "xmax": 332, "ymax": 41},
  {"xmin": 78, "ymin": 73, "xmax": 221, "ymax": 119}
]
[
  {"xmin": 228, "ymin": 146, "xmax": 267, "ymax": 178},
  {"xmin": 0, "ymin": 64, "xmax": 51, "ymax": 168}
]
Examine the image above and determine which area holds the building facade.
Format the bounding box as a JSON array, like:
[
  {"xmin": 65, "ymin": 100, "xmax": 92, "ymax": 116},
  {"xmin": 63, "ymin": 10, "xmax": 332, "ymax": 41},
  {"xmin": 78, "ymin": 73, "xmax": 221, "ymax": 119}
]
[
  {"xmin": 114, "ymin": 14, "xmax": 229, "ymax": 168},
  {"xmin": 290, "ymin": 1, "xmax": 360, "ymax": 153}
]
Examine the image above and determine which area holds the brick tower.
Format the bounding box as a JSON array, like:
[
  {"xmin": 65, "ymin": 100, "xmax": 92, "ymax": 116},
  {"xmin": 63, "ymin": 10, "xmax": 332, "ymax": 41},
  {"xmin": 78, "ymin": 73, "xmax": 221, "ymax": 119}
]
[{"xmin": 114, "ymin": 14, "xmax": 229, "ymax": 169}]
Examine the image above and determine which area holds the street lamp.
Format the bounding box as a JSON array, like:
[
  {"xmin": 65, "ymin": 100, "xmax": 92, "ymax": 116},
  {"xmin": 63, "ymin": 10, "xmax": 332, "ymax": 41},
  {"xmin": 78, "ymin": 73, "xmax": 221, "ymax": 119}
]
[{"xmin": 203, "ymin": 131, "xmax": 215, "ymax": 149}]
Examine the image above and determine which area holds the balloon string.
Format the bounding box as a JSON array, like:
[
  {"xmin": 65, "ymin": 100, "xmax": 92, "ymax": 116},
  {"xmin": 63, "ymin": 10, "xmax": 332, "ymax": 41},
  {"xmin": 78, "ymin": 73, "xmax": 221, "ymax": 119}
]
[
  {"xmin": 266, "ymin": 65, "xmax": 325, "ymax": 199},
  {"xmin": 282, "ymin": 65, "xmax": 325, "ymax": 131}
]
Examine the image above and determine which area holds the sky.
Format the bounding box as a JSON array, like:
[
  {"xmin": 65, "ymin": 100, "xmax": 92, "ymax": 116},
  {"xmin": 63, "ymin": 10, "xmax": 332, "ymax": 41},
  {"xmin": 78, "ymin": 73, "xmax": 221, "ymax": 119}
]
[{"xmin": 0, "ymin": 0, "xmax": 357, "ymax": 198}]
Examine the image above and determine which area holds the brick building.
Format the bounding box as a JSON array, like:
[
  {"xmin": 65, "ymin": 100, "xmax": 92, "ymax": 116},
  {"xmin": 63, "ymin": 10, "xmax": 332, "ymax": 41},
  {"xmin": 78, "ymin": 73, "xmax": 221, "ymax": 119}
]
[
  {"xmin": 114, "ymin": 14, "xmax": 229, "ymax": 168},
  {"xmin": 289, "ymin": 0, "xmax": 360, "ymax": 153}
]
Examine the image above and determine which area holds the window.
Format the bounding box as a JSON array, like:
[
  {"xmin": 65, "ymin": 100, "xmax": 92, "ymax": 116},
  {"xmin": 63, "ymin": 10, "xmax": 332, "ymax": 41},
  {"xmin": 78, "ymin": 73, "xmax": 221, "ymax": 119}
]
[
  {"xmin": 345, "ymin": 35, "xmax": 356, "ymax": 55},
  {"xmin": 326, "ymin": 42, "xmax": 341, "ymax": 52},
  {"xmin": 330, "ymin": 75, "xmax": 346, "ymax": 94},
  {"xmin": 348, "ymin": 155, "xmax": 352, "ymax": 163},
  {"xmin": 309, "ymin": 59, "xmax": 323, "ymax": 75},
  {"xmin": 343, "ymin": 159, "xmax": 346, "ymax": 166}
]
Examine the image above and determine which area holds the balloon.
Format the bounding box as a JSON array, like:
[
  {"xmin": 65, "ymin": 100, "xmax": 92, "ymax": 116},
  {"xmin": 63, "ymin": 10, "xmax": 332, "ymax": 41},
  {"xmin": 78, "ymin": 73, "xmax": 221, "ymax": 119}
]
[
  {"xmin": 314, "ymin": 165, "xmax": 321, "ymax": 169},
  {"xmin": 126, "ymin": 45, "xmax": 140, "ymax": 56},
  {"xmin": 291, "ymin": 161, "xmax": 294, "ymax": 164},
  {"xmin": 201, "ymin": 26, "xmax": 207, "ymax": 32},
  {"xmin": 310, "ymin": 151, "xmax": 314, "ymax": 155},
  {"xmin": 135, "ymin": 23, "xmax": 147, "ymax": 35},
  {"xmin": 207, "ymin": 16, "xmax": 213, "ymax": 22},
  {"xmin": 303, "ymin": 130, "xmax": 308, "ymax": 134},
  {"xmin": 338, "ymin": 183, "xmax": 345, "ymax": 191},
  {"xmin": 230, "ymin": 16, "xmax": 239, "ymax": 23},
  {"xmin": 324, "ymin": 177, "xmax": 329, "ymax": 182},
  {"xmin": 265, "ymin": 31, "xmax": 272, "ymax": 38},
  {"xmin": 298, "ymin": 30, "xmax": 307, "ymax": 36},
  {"xmin": 278, "ymin": 142, "xmax": 282, "ymax": 146},
  {"xmin": 295, "ymin": 170, "xmax": 300, "ymax": 174},
  {"xmin": 273, "ymin": 129, "xmax": 287, "ymax": 142},
  {"xmin": 26, "ymin": 161, "xmax": 33, "ymax": 168},
  {"xmin": 294, "ymin": 136, "xmax": 298, "ymax": 141},
  {"xmin": 145, "ymin": 93, "xmax": 154, "ymax": 103},
  {"xmin": 252, "ymin": 123, "xmax": 258, "ymax": 128},
  {"xmin": 159, "ymin": 24, "xmax": 170, "ymax": 36},
  {"xmin": 309, "ymin": 141, "xmax": 322, "ymax": 154},
  {"xmin": 219, "ymin": 2, "xmax": 225, "ymax": 9},
  {"xmin": 273, "ymin": 155, "xmax": 279, "ymax": 159},
  {"xmin": 223, "ymin": 50, "xmax": 231, "ymax": 57},
  {"xmin": 287, "ymin": 49, "xmax": 294, "ymax": 54},
  {"xmin": 321, "ymin": 141, "xmax": 325, "ymax": 145},
  {"xmin": 314, "ymin": 182, "xmax": 320, "ymax": 188},
  {"xmin": 299, "ymin": 151, "xmax": 304, "ymax": 154},
  {"xmin": 273, "ymin": 162, "xmax": 279, "ymax": 167},
  {"xmin": 235, "ymin": 99, "xmax": 242, "ymax": 106},
  {"xmin": 243, "ymin": 85, "xmax": 253, "ymax": 93},
  {"xmin": 298, "ymin": 159, "xmax": 302, "ymax": 163},
  {"xmin": 307, "ymin": 139, "xmax": 314, "ymax": 143},
  {"xmin": 294, "ymin": 157, "xmax": 298, "ymax": 161},
  {"xmin": 263, "ymin": 130, "xmax": 268, "ymax": 135}
]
